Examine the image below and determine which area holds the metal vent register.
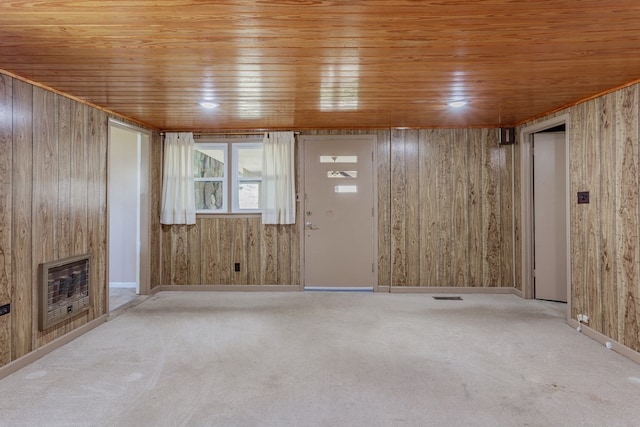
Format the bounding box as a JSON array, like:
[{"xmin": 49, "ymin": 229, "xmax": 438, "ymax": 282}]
[{"xmin": 39, "ymin": 253, "xmax": 91, "ymax": 330}]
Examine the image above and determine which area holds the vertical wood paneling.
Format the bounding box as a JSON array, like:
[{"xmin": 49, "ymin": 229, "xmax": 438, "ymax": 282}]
[
  {"xmin": 160, "ymin": 225, "xmax": 173, "ymax": 285},
  {"xmin": 161, "ymin": 128, "xmax": 512, "ymax": 290},
  {"xmin": 70, "ymin": 103, "xmax": 88, "ymax": 256},
  {"xmin": 150, "ymin": 132, "xmax": 162, "ymax": 288},
  {"xmin": 200, "ymin": 219, "xmax": 220, "ymax": 285},
  {"xmin": 404, "ymin": 130, "xmax": 420, "ymax": 286},
  {"xmin": 451, "ymin": 129, "xmax": 469, "ymax": 286},
  {"xmin": 57, "ymin": 97, "xmax": 72, "ymax": 259},
  {"xmin": 218, "ymin": 220, "xmax": 232, "ymax": 285},
  {"xmin": 419, "ymin": 130, "xmax": 438, "ymax": 286},
  {"xmin": 0, "ymin": 73, "xmax": 131, "ymax": 369},
  {"xmin": 437, "ymin": 129, "xmax": 453, "ymax": 285},
  {"xmin": 570, "ymin": 103, "xmax": 587, "ymax": 319},
  {"xmin": 390, "ymin": 129, "xmax": 407, "ymax": 286},
  {"xmin": 187, "ymin": 222, "xmax": 201, "ymax": 285},
  {"xmin": 615, "ymin": 86, "xmax": 640, "ymax": 351},
  {"xmin": 277, "ymin": 225, "xmax": 291, "ymax": 285},
  {"xmin": 246, "ymin": 218, "xmax": 261, "ymax": 285},
  {"xmin": 468, "ymin": 129, "xmax": 484, "ymax": 286},
  {"xmin": 11, "ymin": 79, "xmax": 33, "ymax": 359},
  {"xmin": 482, "ymin": 131, "xmax": 501, "ymax": 286},
  {"xmin": 599, "ymin": 93, "xmax": 618, "ymax": 340},
  {"xmin": 0, "ymin": 74, "xmax": 12, "ymax": 365},
  {"xmin": 171, "ymin": 225, "xmax": 189, "ymax": 285},
  {"xmin": 583, "ymin": 100, "xmax": 602, "ymax": 331},
  {"xmin": 87, "ymin": 108, "xmax": 108, "ymax": 318},
  {"xmin": 376, "ymin": 129, "xmax": 391, "ymax": 287},
  {"xmin": 517, "ymin": 82, "xmax": 640, "ymax": 354},
  {"xmin": 261, "ymin": 225, "xmax": 277, "ymax": 285},
  {"xmin": 33, "ymin": 87, "xmax": 58, "ymax": 345},
  {"xmin": 500, "ymin": 136, "xmax": 514, "ymax": 286},
  {"xmin": 513, "ymin": 130, "xmax": 522, "ymax": 291},
  {"xmin": 232, "ymin": 219, "xmax": 247, "ymax": 285}
]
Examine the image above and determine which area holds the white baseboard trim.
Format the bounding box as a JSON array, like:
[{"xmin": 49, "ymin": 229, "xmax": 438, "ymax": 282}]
[
  {"xmin": 389, "ymin": 286, "xmax": 517, "ymax": 294},
  {"xmin": 0, "ymin": 314, "xmax": 108, "ymax": 380},
  {"xmin": 152, "ymin": 284, "xmax": 302, "ymax": 292},
  {"xmin": 109, "ymin": 282, "xmax": 136, "ymax": 288},
  {"xmin": 567, "ymin": 319, "xmax": 640, "ymax": 365}
]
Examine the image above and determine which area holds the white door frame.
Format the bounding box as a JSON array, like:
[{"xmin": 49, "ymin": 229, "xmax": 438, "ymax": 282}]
[
  {"xmin": 107, "ymin": 119, "xmax": 152, "ymax": 305},
  {"xmin": 298, "ymin": 134, "xmax": 379, "ymax": 291},
  {"xmin": 519, "ymin": 114, "xmax": 571, "ymax": 318}
]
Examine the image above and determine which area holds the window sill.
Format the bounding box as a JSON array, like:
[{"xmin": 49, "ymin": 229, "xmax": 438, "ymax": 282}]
[{"xmin": 196, "ymin": 212, "xmax": 262, "ymax": 219}]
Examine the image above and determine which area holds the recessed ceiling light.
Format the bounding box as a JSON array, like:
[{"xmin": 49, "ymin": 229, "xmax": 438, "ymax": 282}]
[
  {"xmin": 199, "ymin": 101, "xmax": 220, "ymax": 109},
  {"xmin": 447, "ymin": 100, "xmax": 468, "ymax": 108}
]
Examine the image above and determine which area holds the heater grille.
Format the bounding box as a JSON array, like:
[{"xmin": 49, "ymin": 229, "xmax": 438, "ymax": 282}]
[
  {"xmin": 432, "ymin": 296, "xmax": 463, "ymax": 301},
  {"xmin": 40, "ymin": 253, "xmax": 91, "ymax": 330}
]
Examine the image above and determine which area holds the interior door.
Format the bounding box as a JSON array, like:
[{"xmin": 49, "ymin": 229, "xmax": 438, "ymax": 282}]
[
  {"xmin": 303, "ymin": 136, "xmax": 375, "ymax": 288},
  {"xmin": 533, "ymin": 132, "xmax": 567, "ymax": 302}
]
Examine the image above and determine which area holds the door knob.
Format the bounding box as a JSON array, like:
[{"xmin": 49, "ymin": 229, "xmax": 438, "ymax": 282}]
[{"xmin": 305, "ymin": 221, "xmax": 319, "ymax": 230}]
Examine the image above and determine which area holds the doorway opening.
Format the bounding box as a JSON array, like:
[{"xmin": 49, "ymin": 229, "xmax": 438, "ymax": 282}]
[
  {"xmin": 107, "ymin": 120, "xmax": 151, "ymax": 311},
  {"xmin": 520, "ymin": 114, "xmax": 571, "ymax": 317}
]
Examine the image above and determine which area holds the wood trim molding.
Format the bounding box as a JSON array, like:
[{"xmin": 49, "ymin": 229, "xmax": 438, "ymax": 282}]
[
  {"xmin": 388, "ymin": 286, "xmax": 518, "ymax": 294},
  {"xmin": 152, "ymin": 285, "xmax": 302, "ymax": 292},
  {"xmin": 567, "ymin": 319, "xmax": 640, "ymax": 366},
  {"xmin": 0, "ymin": 68, "xmax": 157, "ymax": 131},
  {"xmin": 0, "ymin": 315, "xmax": 108, "ymax": 381},
  {"xmin": 517, "ymin": 78, "xmax": 640, "ymax": 127},
  {"xmin": 518, "ymin": 114, "xmax": 571, "ymax": 310}
]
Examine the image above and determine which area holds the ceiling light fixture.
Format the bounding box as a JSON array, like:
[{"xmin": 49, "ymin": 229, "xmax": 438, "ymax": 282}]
[
  {"xmin": 447, "ymin": 100, "xmax": 468, "ymax": 108},
  {"xmin": 199, "ymin": 101, "xmax": 220, "ymax": 109}
]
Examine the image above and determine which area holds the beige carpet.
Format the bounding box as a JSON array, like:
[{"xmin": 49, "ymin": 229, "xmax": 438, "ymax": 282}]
[
  {"xmin": 0, "ymin": 292, "xmax": 639, "ymax": 426},
  {"xmin": 108, "ymin": 286, "xmax": 138, "ymax": 311}
]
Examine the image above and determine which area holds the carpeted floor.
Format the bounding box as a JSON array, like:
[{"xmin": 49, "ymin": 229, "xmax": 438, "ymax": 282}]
[
  {"xmin": 0, "ymin": 292, "xmax": 638, "ymax": 426},
  {"xmin": 109, "ymin": 286, "xmax": 138, "ymax": 311}
]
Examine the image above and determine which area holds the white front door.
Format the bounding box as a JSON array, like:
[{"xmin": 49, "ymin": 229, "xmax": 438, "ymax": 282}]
[
  {"xmin": 302, "ymin": 135, "xmax": 376, "ymax": 289},
  {"xmin": 533, "ymin": 132, "xmax": 567, "ymax": 302}
]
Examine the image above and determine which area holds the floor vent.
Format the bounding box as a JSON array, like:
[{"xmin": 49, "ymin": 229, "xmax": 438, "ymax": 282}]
[{"xmin": 433, "ymin": 296, "xmax": 463, "ymax": 301}]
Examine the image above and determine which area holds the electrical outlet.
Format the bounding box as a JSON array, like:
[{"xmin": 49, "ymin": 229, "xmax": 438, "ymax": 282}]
[{"xmin": 234, "ymin": 262, "xmax": 240, "ymax": 272}]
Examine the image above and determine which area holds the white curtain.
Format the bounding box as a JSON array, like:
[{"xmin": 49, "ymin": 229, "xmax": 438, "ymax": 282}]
[
  {"xmin": 261, "ymin": 131, "xmax": 296, "ymax": 224},
  {"xmin": 160, "ymin": 132, "xmax": 196, "ymax": 225}
]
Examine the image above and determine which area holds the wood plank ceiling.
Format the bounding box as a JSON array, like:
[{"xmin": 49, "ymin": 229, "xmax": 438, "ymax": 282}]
[{"xmin": 1, "ymin": 0, "xmax": 640, "ymax": 130}]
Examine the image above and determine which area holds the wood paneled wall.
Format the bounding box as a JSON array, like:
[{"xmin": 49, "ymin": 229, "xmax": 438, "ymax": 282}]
[
  {"xmin": 160, "ymin": 219, "xmax": 299, "ymax": 286},
  {"xmin": 159, "ymin": 128, "xmax": 514, "ymax": 289},
  {"xmin": 0, "ymin": 72, "xmax": 161, "ymax": 369},
  {"xmin": 150, "ymin": 131, "xmax": 163, "ymax": 289},
  {"xmin": 388, "ymin": 128, "xmax": 513, "ymax": 287},
  {"xmin": 518, "ymin": 83, "xmax": 640, "ymax": 353}
]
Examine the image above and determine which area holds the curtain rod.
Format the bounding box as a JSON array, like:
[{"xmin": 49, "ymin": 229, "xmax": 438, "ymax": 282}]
[{"xmin": 160, "ymin": 131, "xmax": 300, "ymax": 136}]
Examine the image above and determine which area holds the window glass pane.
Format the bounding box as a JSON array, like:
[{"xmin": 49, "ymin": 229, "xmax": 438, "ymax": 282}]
[
  {"xmin": 327, "ymin": 170, "xmax": 358, "ymax": 178},
  {"xmin": 334, "ymin": 185, "xmax": 358, "ymax": 193},
  {"xmin": 238, "ymin": 182, "xmax": 261, "ymax": 210},
  {"xmin": 237, "ymin": 147, "xmax": 262, "ymax": 178},
  {"xmin": 195, "ymin": 181, "xmax": 224, "ymax": 210},
  {"xmin": 320, "ymin": 155, "xmax": 358, "ymax": 163},
  {"xmin": 194, "ymin": 148, "xmax": 225, "ymax": 178}
]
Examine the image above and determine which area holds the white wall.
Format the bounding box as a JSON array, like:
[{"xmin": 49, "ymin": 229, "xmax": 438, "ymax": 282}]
[{"xmin": 109, "ymin": 126, "xmax": 139, "ymax": 285}]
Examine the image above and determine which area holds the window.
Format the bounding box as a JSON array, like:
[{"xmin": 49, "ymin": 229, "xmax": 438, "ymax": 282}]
[{"xmin": 194, "ymin": 141, "xmax": 263, "ymax": 214}]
